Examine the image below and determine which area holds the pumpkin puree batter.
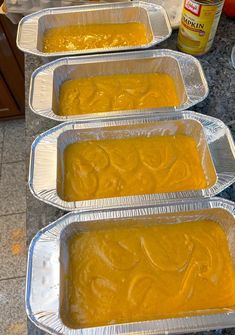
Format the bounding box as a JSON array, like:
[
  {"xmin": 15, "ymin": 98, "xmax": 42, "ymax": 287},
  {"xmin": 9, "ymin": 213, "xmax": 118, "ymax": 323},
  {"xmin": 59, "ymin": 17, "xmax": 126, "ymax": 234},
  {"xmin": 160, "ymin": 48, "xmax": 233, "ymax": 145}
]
[
  {"xmin": 59, "ymin": 73, "xmax": 180, "ymax": 115},
  {"xmin": 65, "ymin": 220, "xmax": 235, "ymax": 328},
  {"xmin": 43, "ymin": 22, "xmax": 150, "ymax": 52},
  {"xmin": 63, "ymin": 135, "xmax": 207, "ymax": 201}
]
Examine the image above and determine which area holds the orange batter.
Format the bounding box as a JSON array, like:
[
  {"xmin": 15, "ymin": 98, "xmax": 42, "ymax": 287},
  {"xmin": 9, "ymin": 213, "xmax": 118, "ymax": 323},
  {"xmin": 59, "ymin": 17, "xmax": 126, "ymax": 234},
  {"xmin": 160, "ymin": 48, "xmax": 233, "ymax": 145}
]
[
  {"xmin": 63, "ymin": 135, "xmax": 207, "ymax": 201},
  {"xmin": 65, "ymin": 220, "xmax": 235, "ymax": 328},
  {"xmin": 43, "ymin": 22, "xmax": 150, "ymax": 52},
  {"xmin": 59, "ymin": 73, "xmax": 180, "ymax": 115}
]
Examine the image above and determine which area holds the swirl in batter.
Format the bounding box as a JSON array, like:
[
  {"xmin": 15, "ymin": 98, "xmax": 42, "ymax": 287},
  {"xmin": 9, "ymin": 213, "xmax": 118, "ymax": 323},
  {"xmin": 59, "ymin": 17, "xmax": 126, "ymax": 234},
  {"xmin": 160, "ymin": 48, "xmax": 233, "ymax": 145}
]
[
  {"xmin": 65, "ymin": 220, "xmax": 235, "ymax": 328},
  {"xmin": 63, "ymin": 135, "xmax": 207, "ymax": 201},
  {"xmin": 59, "ymin": 73, "xmax": 180, "ymax": 115}
]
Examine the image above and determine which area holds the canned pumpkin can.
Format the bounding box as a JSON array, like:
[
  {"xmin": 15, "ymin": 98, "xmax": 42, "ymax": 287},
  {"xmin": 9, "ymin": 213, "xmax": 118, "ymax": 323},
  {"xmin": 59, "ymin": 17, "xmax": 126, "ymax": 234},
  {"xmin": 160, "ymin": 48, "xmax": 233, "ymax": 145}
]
[{"xmin": 177, "ymin": 0, "xmax": 224, "ymax": 55}]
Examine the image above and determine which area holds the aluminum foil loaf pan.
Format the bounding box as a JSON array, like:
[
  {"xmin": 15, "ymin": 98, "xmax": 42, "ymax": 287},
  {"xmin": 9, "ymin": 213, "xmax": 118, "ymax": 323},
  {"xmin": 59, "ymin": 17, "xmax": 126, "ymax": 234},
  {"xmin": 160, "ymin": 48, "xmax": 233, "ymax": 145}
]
[
  {"xmin": 16, "ymin": 1, "xmax": 171, "ymax": 57},
  {"xmin": 29, "ymin": 49, "xmax": 208, "ymax": 122},
  {"xmin": 28, "ymin": 111, "xmax": 235, "ymax": 211},
  {"xmin": 26, "ymin": 197, "xmax": 235, "ymax": 334}
]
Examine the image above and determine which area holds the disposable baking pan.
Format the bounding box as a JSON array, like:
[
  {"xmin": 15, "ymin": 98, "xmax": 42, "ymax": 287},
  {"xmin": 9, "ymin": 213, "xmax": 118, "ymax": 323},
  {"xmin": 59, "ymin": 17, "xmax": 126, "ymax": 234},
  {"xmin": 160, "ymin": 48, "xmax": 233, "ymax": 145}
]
[
  {"xmin": 16, "ymin": 1, "xmax": 172, "ymax": 57},
  {"xmin": 29, "ymin": 49, "xmax": 208, "ymax": 122},
  {"xmin": 28, "ymin": 111, "xmax": 235, "ymax": 211},
  {"xmin": 26, "ymin": 197, "xmax": 235, "ymax": 334}
]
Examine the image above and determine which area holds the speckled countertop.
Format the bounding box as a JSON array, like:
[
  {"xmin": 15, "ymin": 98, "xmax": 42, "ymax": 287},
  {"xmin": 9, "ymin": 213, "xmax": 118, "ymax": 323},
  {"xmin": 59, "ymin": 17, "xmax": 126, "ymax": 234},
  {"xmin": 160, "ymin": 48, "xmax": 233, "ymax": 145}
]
[{"xmin": 25, "ymin": 14, "xmax": 235, "ymax": 335}]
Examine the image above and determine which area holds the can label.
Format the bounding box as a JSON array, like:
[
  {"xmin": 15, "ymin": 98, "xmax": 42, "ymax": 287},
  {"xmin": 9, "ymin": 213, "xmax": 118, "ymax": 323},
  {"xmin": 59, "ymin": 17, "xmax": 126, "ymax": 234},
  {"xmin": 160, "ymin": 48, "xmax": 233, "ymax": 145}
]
[{"xmin": 177, "ymin": 0, "xmax": 224, "ymax": 55}]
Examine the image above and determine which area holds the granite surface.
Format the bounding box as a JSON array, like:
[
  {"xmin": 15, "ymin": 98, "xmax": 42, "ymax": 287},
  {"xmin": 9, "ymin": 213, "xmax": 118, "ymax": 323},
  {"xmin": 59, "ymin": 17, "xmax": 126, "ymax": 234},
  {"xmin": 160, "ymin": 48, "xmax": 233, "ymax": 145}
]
[{"xmin": 25, "ymin": 14, "xmax": 235, "ymax": 335}]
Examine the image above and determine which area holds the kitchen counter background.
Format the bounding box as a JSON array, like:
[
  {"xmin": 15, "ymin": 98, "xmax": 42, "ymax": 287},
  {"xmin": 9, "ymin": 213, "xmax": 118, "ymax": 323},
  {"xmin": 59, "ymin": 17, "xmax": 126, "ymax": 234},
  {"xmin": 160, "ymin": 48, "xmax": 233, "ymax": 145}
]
[{"xmin": 25, "ymin": 14, "xmax": 235, "ymax": 335}]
